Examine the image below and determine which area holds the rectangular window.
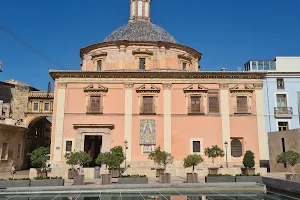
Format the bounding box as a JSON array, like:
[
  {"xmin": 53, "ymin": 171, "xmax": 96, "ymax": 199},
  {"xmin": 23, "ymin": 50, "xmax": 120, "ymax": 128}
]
[
  {"xmin": 97, "ymin": 60, "xmax": 102, "ymax": 71},
  {"xmin": 90, "ymin": 96, "xmax": 101, "ymax": 113},
  {"xmin": 141, "ymin": 96, "xmax": 154, "ymax": 114},
  {"xmin": 236, "ymin": 96, "xmax": 248, "ymax": 113},
  {"xmin": 66, "ymin": 141, "xmax": 72, "ymax": 152},
  {"xmin": 208, "ymin": 96, "xmax": 219, "ymax": 113},
  {"xmin": 182, "ymin": 62, "xmax": 187, "ymax": 71},
  {"xmin": 139, "ymin": 58, "xmax": 146, "ymax": 70},
  {"xmin": 17, "ymin": 143, "xmax": 21, "ymax": 159},
  {"xmin": 1, "ymin": 142, "xmax": 8, "ymax": 160},
  {"xmin": 276, "ymin": 94, "xmax": 287, "ymax": 113},
  {"xmin": 277, "ymin": 78, "xmax": 284, "ymax": 89},
  {"xmin": 190, "ymin": 96, "xmax": 201, "ymax": 113},
  {"xmin": 44, "ymin": 103, "xmax": 50, "ymax": 111},
  {"xmin": 33, "ymin": 103, "xmax": 39, "ymax": 111},
  {"xmin": 192, "ymin": 141, "xmax": 201, "ymax": 153},
  {"xmin": 278, "ymin": 122, "xmax": 289, "ymax": 131}
]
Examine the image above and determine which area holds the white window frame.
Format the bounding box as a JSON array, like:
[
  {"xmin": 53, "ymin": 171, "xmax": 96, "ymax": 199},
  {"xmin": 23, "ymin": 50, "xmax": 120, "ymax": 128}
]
[
  {"xmin": 63, "ymin": 138, "xmax": 75, "ymax": 155},
  {"xmin": 190, "ymin": 138, "xmax": 204, "ymax": 155},
  {"xmin": 276, "ymin": 119, "xmax": 290, "ymax": 131},
  {"xmin": 0, "ymin": 141, "xmax": 9, "ymax": 160},
  {"xmin": 44, "ymin": 102, "xmax": 50, "ymax": 112},
  {"xmin": 274, "ymin": 92, "xmax": 289, "ymax": 108},
  {"xmin": 33, "ymin": 102, "xmax": 39, "ymax": 111}
]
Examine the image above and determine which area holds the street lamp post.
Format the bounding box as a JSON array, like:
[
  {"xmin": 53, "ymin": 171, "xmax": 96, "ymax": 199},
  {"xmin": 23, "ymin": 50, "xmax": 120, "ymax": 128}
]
[
  {"xmin": 124, "ymin": 140, "xmax": 128, "ymax": 170},
  {"xmin": 224, "ymin": 141, "xmax": 228, "ymax": 168}
]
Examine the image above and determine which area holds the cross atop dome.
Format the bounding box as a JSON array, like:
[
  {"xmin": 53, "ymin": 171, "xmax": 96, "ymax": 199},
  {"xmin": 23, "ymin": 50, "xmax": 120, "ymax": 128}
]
[{"xmin": 129, "ymin": 0, "xmax": 151, "ymax": 22}]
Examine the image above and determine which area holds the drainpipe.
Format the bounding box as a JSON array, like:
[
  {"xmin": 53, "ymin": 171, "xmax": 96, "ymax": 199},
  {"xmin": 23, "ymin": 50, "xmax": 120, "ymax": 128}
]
[{"xmin": 266, "ymin": 78, "xmax": 272, "ymax": 133}]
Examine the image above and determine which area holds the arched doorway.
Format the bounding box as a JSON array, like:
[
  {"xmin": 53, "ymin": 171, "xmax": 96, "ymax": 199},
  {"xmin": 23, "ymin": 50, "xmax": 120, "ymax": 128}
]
[{"xmin": 23, "ymin": 117, "xmax": 51, "ymax": 169}]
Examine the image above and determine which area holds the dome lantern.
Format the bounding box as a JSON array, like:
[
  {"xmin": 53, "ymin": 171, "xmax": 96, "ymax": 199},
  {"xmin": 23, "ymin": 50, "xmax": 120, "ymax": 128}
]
[{"xmin": 129, "ymin": 0, "xmax": 151, "ymax": 22}]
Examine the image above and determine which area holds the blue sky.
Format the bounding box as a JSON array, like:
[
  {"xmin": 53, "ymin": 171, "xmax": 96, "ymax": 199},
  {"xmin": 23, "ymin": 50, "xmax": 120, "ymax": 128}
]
[{"xmin": 0, "ymin": 0, "xmax": 300, "ymax": 90}]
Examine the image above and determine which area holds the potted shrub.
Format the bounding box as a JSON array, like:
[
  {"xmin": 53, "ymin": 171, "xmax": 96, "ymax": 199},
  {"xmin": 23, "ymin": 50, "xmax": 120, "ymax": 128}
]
[
  {"xmin": 65, "ymin": 152, "xmax": 78, "ymax": 179},
  {"xmin": 277, "ymin": 150, "xmax": 300, "ymax": 182},
  {"xmin": 118, "ymin": 174, "xmax": 148, "ymax": 184},
  {"xmin": 148, "ymin": 146, "xmax": 165, "ymax": 177},
  {"xmin": 109, "ymin": 146, "xmax": 125, "ymax": 178},
  {"xmin": 241, "ymin": 150, "xmax": 255, "ymax": 175},
  {"xmin": 149, "ymin": 146, "xmax": 173, "ymax": 183},
  {"xmin": 183, "ymin": 154, "xmax": 203, "ymax": 183},
  {"xmin": 65, "ymin": 151, "xmax": 91, "ymax": 185},
  {"xmin": 28, "ymin": 147, "xmax": 50, "ymax": 178},
  {"xmin": 204, "ymin": 145, "xmax": 225, "ymax": 175},
  {"xmin": 96, "ymin": 152, "xmax": 111, "ymax": 185}
]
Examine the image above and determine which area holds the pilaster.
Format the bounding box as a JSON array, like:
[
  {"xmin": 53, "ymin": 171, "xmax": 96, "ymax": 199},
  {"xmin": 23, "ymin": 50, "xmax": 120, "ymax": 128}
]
[
  {"xmin": 53, "ymin": 83, "xmax": 67, "ymax": 162},
  {"xmin": 124, "ymin": 83, "xmax": 133, "ymax": 161},
  {"xmin": 254, "ymin": 83, "xmax": 268, "ymax": 161},
  {"xmin": 219, "ymin": 83, "xmax": 231, "ymax": 163},
  {"xmin": 163, "ymin": 83, "xmax": 172, "ymax": 153}
]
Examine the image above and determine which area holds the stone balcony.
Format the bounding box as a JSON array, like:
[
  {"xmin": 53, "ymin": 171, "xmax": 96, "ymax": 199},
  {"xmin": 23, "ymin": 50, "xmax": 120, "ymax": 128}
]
[{"xmin": 274, "ymin": 107, "xmax": 293, "ymax": 118}]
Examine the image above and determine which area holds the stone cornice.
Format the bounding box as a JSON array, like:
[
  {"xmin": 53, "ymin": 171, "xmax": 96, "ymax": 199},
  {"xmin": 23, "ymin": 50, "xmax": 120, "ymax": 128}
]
[
  {"xmin": 49, "ymin": 70, "xmax": 266, "ymax": 80},
  {"xmin": 136, "ymin": 84, "xmax": 160, "ymax": 93},
  {"xmin": 73, "ymin": 124, "xmax": 115, "ymax": 130},
  {"xmin": 28, "ymin": 91, "xmax": 54, "ymax": 98}
]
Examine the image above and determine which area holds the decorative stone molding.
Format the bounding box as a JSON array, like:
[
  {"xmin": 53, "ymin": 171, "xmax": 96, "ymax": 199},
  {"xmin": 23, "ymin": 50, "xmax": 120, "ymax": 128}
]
[
  {"xmin": 254, "ymin": 83, "xmax": 263, "ymax": 90},
  {"xmin": 183, "ymin": 84, "xmax": 207, "ymax": 93},
  {"xmin": 28, "ymin": 91, "xmax": 54, "ymax": 99},
  {"xmin": 132, "ymin": 49, "xmax": 153, "ymax": 56},
  {"xmin": 83, "ymin": 84, "xmax": 108, "ymax": 93},
  {"xmin": 57, "ymin": 83, "xmax": 67, "ymax": 88},
  {"xmin": 74, "ymin": 124, "xmax": 114, "ymax": 130},
  {"xmin": 178, "ymin": 54, "xmax": 193, "ymax": 62},
  {"xmin": 124, "ymin": 83, "xmax": 134, "ymax": 89},
  {"xmin": 136, "ymin": 84, "xmax": 160, "ymax": 93},
  {"xmin": 229, "ymin": 84, "xmax": 254, "ymax": 93},
  {"xmin": 119, "ymin": 45, "xmax": 126, "ymax": 53},
  {"xmin": 162, "ymin": 83, "xmax": 172, "ymax": 90},
  {"xmin": 219, "ymin": 83, "xmax": 229, "ymax": 89},
  {"xmin": 90, "ymin": 50, "xmax": 108, "ymax": 61}
]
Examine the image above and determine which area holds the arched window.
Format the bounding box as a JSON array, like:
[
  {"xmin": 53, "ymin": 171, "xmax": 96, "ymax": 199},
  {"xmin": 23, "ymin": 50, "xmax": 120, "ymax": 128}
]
[{"xmin": 231, "ymin": 139, "xmax": 242, "ymax": 157}]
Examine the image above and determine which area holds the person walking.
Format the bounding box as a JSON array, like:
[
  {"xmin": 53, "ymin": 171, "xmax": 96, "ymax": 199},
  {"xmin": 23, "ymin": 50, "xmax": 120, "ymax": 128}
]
[{"xmin": 10, "ymin": 163, "xmax": 16, "ymax": 179}]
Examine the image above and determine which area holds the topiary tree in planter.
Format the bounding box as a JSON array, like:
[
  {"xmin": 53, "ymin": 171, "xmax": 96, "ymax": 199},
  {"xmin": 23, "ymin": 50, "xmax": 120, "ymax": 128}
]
[
  {"xmin": 95, "ymin": 152, "xmax": 111, "ymax": 185},
  {"xmin": 183, "ymin": 154, "xmax": 204, "ymax": 183},
  {"xmin": 109, "ymin": 146, "xmax": 125, "ymax": 178},
  {"xmin": 277, "ymin": 150, "xmax": 300, "ymax": 180},
  {"xmin": 65, "ymin": 151, "xmax": 91, "ymax": 185},
  {"xmin": 241, "ymin": 150, "xmax": 255, "ymax": 175},
  {"xmin": 149, "ymin": 146, "xmax": 164, "ymax": 177},
  {"xmin": 204, "ymin": 145, "xmax": 225, "ymax": 175},
  {"xmin": 28, "ymin": 147, "xmax": 50, "ymax": 178}
]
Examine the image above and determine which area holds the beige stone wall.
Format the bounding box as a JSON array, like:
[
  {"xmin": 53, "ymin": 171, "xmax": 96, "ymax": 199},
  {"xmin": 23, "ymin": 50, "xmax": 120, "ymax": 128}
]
[
  {"xmin": 0, "ymin": 125, "xmax": 26, "ymax": 173},
  {"xmin": 82, "ymin": 44, "xmax": 199, "ymax": 71},
  {"xmin": 269, "ymin": 129, "xmax": 300, "ymax": 173}
]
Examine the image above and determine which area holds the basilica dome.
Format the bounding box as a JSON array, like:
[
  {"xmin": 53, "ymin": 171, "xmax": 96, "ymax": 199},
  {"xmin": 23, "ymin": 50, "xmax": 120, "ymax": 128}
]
[{"xmin": 104, "ymin": 20, "xmax": 178, "ymax": 44}]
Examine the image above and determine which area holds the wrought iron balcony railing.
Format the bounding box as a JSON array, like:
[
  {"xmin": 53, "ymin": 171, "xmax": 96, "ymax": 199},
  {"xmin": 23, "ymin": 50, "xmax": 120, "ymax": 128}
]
[
  {"xmin": 140, "ymin": 105, "xmax": 157, "ymax": 115},
  {"xmin": 274, "ymin": 107, "xmax": 293, "ymax": 117},
  {"xmin": 233, "ymin": 106, "xmax": 252, "ymax": 115},
  {"xmin": 86, "ymin": 105, "xmax": 103, "ymax": 114},
  {"xmin": 188, "ymin": 106, "xmax": 205, "ymax": 115}
]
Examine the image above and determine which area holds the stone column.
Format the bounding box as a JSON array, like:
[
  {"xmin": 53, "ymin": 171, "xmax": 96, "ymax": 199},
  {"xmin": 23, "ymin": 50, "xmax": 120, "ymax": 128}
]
[
  {"xmin": 163, "ymin": 83, "xmax": 172, "ymax": 153},
  {"xmin": 53, "ymin": 83, "xmax": 67, "ymax": 162},
  {"xmin": 254, "ymin": 83, "xmax": 268, "ymax": 161},
  {"xmin": 160, "ymin": 47, "xmax": 166, "ymax": 69},
  {"xmin": 124, "ymin": 83, "xmax": 133, "ymax": 161},
  {"xmin": 220, "ymin": 84, "xmax": 231, "ymax": 163}
]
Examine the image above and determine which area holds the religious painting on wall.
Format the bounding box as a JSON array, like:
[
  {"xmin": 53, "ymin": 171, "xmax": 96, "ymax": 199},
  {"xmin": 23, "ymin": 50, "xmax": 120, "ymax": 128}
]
[{"xmin": 140, "ymin": 119, "xmax": 156, "ymax": 145}]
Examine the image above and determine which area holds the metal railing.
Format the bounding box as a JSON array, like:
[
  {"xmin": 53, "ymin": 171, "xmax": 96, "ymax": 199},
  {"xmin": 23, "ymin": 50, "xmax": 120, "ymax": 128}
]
[
  {"xmin": 86, "ymin": 105, "xmax": 103, "ymax": 114},
  {"xmin": 274, "ymin": 107, "xmax": 293, "ymax": 115},
  {"xmin": 233, "ymin": 106, "xmax": 252, "ymax": 115},
  {"xmin": 140, "ymin": 105, "xmax": 156, "ymax": 115},
  {"xmin": 188, "ymin": 106, "xmax": 205, "ymax": 115}
]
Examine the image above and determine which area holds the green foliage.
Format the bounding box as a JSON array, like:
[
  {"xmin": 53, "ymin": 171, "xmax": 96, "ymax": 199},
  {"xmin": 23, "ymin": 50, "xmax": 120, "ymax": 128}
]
[
  {"xmin": 120, "ymin": 174, "xmax": 147, "ymax": 178},
  {"xmin": 236, "ymin": 173, "xmax": 261, "ymax": 176},
  {"xmin": 148, "ymin": 146, "xmax": 173, "ymax": 170},
  {"xmin": 183, "ymin": 154, "xmax": 204, "ymax": 173},
  {"xmin": 204, "ymin": 145, "xmax": 225, "ymax": 166},
  {"xmin": 27, "ymin": 147, "xmax": 50, "ymax": 170},
  {"xmin": 277, "ymin": 150, "xmax": 300, "ymax": 174},
  {"xmin": 65, "ymin": 151, "xmax": 92, "ymax": 167},
  {"xmin": 33, "ymin": 176, "xmax": 62, "ymax": 180},
  {"xmin": 207, "ymin": 174, "xmax": 232, "ymax": 177},
  {"xmin": 243, "ymin": 150, "xmax": 255, "ymax": 168},
  {"xmin": 95, "ymin": 146, "xmax": 125, "ymax": 169},
  {"xmin": 7, "ymin": 178, "xmax": 31, "ymax": 180}
]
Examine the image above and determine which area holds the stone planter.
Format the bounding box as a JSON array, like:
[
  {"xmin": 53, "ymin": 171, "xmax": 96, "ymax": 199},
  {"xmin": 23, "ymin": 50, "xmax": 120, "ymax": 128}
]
[
  {"xmin": 159, "ymin": 173, "xmax": 171, "ymax": 183},
  {"xmin": 101, "ymin": 174, "xmax": 111, "ymax": 185},
  {"xmin": 208, "ymin": 168, "xmax": 219, "ymax": 175},
  {"xmin": 186, "ymin": 173, "xmax": 198, "ymax": 183},
  {"xmin": 156, "ymin": 169, "xmax": 165, "ymax": 177},
  {"xmin": 0, "ymin": 180, "xmax": 30, "ymax": 189},
  {"xmin": 36, "ymin": 170, "xmax": 48, "ymax": 178},
  {"xmin": 109, "ymin": 169, "xmax": 120, "ymax": 178},
  {"xmin": 118, "ymin": 177, "xmax": 148, "ymax": 184},
  {"xmin": 241, "ymin": 168, "xmax": 255, "ymax": 175},
  {"xmin": 73, "ymin": 175, "xmax": 84, "ymax": 185},
  {"xmin": 68, "ymin": 169, "xmax": 77, "ymax": 179},
  {"xmin": 236, "ymin": 176, "xmax": 262, "ymax": 183},
  {"xmin": 30, "ymin": 179, "xmax": 64, "ymax": 187},
  {"xmin": 205, "ymin": 176, "xmax": 235, "ymax": 183},
  {"xmin": 286, "ymin": 174, "xmax": 300, "ymax": 182}
]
